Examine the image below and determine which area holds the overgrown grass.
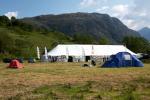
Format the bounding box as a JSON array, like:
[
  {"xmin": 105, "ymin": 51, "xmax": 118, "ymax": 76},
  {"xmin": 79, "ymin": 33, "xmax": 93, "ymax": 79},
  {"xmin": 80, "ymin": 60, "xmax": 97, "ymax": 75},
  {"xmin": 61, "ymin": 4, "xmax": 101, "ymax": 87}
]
[{"xmin": 0, "ymin": 63, "xmax": 150, "ymax": 100}]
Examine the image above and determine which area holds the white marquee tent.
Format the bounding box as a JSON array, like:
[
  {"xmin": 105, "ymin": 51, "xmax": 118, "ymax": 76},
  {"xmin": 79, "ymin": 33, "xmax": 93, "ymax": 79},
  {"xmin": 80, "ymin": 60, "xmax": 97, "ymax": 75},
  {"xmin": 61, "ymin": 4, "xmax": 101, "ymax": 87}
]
[{"xmin": 47, "ymin": 44, "xmax": 136, "ymax": 57}]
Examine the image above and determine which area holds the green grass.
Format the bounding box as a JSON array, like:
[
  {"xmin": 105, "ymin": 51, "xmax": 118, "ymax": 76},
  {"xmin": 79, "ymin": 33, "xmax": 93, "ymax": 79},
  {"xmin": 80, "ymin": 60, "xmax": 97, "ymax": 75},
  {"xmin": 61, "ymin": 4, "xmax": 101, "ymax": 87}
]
[
  {"xmin": 0, "ymin": 27, "xmax": 71, "ymax": 59},
  {"xmin": 0, "ymin": 63, "xmax": 150, "ymax": 100}
]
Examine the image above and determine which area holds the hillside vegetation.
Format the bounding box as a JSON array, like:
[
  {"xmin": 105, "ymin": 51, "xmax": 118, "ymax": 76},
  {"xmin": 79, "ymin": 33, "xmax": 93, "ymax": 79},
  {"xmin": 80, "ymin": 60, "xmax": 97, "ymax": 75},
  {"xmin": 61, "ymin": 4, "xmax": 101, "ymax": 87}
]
[
  {"xmin": 22, "ymin": 12, "xmax": 140, "ymax": 43},
  {"xmin": 0, "ymin": 16, "xmax": 71, "ymax": 59}
]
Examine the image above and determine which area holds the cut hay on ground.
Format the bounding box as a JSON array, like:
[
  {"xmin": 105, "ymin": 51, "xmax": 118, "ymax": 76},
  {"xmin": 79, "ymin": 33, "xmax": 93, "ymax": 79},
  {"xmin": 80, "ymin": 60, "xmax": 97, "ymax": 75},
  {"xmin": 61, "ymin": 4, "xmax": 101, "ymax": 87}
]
[{"xmin": 0, "ymin": 63, "xmax": 150, "ymax": 99}]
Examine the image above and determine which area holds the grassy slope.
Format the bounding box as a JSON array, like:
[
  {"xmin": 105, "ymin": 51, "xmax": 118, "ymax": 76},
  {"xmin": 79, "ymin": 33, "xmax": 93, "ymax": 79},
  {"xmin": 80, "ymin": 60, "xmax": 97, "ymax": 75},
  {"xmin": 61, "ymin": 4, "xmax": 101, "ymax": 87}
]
[
  {"xmin": 0, "ymin": 63, "xmax": 150, "ymax": 100},
  {"xmin": 0, "ymin": 27, "xmax": 71, "ymax": 58}
]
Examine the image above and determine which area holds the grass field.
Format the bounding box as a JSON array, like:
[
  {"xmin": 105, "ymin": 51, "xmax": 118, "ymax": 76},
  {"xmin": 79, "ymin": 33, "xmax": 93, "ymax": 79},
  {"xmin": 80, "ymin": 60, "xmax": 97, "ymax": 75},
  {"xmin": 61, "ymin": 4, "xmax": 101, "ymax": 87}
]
[{"xmin": 0, "ymin": 62, "xmax": 150, "ymax": 100}]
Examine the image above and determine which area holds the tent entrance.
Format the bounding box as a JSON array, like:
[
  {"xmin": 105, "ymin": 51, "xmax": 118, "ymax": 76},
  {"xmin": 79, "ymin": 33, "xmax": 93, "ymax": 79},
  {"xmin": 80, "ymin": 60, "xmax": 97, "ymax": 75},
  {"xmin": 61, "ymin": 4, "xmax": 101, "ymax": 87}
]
[
  {"xmin": 68, "ymin": 56, "xmax": 73, "ymax": 62},
  {"xmin": 123, "ymin": 54, "xmax": 132, "ymax": 66},
  {"xmin": 85, "ymin": 56, "xmax": 91, "ymax": 62}
]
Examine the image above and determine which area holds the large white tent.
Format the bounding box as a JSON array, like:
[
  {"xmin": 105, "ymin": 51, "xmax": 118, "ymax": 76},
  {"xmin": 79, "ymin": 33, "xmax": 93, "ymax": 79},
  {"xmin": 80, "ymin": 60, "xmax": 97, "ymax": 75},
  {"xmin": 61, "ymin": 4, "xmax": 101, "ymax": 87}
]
[{"xmin": 48, "ymin": 44, "xmax": 136, "ymax": 57}]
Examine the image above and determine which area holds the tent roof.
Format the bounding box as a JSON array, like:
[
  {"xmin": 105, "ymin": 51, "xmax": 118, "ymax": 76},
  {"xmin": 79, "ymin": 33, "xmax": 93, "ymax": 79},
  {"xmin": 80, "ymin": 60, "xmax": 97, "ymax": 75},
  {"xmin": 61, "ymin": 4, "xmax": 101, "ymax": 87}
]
[{"xmin": 48, "ymin": 44, "xmax": 136, "ymax": 56}]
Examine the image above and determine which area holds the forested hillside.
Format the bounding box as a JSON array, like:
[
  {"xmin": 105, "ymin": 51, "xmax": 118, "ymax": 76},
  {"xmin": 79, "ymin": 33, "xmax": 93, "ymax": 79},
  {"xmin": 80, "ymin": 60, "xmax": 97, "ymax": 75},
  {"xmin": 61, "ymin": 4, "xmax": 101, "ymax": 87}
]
[
  {"xmin": 0, "ymin": 16, "xmax": 71, "ymax": 59},
  {"xmin": 22, "ymin": 13, "xmax": 140, "ymax": 43}
]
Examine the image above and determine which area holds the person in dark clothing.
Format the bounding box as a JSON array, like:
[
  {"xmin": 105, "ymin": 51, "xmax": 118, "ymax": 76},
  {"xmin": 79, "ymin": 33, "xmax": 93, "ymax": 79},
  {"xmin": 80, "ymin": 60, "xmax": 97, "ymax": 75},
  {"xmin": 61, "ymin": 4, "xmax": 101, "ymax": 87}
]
[{"xmin": 91, "ymin": 60, "xmax": 96, "ymax": 66}]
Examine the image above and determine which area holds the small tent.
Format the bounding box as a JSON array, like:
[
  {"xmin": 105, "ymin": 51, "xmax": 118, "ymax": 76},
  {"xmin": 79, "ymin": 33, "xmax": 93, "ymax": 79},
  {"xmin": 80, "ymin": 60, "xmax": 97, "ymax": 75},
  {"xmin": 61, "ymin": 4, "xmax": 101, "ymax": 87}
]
[
  {"xmin": 102, "ymin": 52, "xmax": 144, "ymax": 67},
  {"xmin": 9, "ymin": 59, "xmax": 23, "ymax": 68}
]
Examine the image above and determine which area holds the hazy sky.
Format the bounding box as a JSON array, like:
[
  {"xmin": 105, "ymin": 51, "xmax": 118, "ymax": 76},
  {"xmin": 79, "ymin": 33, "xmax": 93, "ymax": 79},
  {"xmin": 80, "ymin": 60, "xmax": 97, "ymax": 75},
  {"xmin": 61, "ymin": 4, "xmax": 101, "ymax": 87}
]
[{"xmin": 0, "ymin": 0, "xmax": 150, "ymax": 30}]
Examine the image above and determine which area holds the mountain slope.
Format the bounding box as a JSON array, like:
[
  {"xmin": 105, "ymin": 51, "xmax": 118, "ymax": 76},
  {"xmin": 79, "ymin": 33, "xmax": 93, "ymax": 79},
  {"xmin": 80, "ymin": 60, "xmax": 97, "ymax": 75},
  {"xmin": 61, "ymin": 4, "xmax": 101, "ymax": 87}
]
[
  {"xmin": 0, "ymin": 16, "xmax": 71, "ymax": 58},
  {"xmin": 0, "ymin": 27, "xmax": 71, "ymax": 58},
  {"xmin": 139, "ymin": 27, "xmax": 150, "ymax": 41},
  {"xmin": 22, "ymin": 12, "xmax": 140, "ymax": 43}
]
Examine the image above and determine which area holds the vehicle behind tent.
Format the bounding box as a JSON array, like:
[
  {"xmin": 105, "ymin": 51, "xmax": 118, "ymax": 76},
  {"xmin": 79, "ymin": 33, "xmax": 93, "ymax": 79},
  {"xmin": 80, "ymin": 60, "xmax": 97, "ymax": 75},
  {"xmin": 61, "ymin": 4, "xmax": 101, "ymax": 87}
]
[{"xmin": 102, "ymin": 52, "xmax": 144, "ymax": 67}]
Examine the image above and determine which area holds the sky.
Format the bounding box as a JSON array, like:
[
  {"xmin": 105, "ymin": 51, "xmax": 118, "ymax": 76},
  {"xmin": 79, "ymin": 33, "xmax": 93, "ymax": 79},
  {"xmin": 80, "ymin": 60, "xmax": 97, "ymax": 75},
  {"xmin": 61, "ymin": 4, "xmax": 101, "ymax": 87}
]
[{"xmin": 0, "ymin": 0, "xmax": 150, "ymax": 30}]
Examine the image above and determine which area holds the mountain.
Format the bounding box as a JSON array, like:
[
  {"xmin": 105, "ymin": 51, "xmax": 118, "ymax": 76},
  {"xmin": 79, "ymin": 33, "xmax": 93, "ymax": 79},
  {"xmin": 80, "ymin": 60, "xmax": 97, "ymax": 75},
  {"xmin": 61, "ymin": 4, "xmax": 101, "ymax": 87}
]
[
  {"xmin": 21, "ymin": 12, "xmax": 140, "ymax": 43},
  {"xmin": 0, "ymin": 13, "xmax": 142, "ymax": 58},
  {"xmin": 138, "ymin": 27, "xmax": 150, "ymax": 41}
]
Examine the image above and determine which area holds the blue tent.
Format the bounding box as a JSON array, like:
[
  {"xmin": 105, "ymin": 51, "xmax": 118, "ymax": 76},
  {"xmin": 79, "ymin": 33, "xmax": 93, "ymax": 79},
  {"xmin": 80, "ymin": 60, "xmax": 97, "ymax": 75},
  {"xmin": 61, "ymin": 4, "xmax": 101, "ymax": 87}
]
[{"xmin": 102, "ymin": 52, "xmax": 144, "ymax": 68}]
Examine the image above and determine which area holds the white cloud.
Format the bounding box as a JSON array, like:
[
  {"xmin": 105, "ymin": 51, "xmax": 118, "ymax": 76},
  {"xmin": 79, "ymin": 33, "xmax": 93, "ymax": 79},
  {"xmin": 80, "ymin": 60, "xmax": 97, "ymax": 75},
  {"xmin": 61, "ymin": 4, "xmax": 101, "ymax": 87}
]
[
  {"xmin": 103, "ymin": 0, "xmax": 108, "ymax": 3},
  {"xmin": 112, "ymin": 5, "xmax": 128, "ymax": 13},
  {"xmin": 80, "ymin": 0, "xmax": 108, "ymax": 8},
  {"xmin": 111, "ymin": 0, "xmax": 150, "ymax": 30},
  {"xmin": 80, "ymin": 0, "xmax": 150, "ymax": 30},
  {"xmin": 122, "ymin": 19, "xmax": 138, "ymax": 29},
  {"xmin": 5, "ymin": 11, "xmax": 18, "ymax": 19},
  {"xmin": 138, "ymin": 11, "xmax": 147, "ymax": 17},
  {"xmin": 112, "ymin": 4, "xmax": 129, "ymax": 18},
  {"xmin": 110, "ymin": 4, "xmax": 136, "ymax": 29},
  {"xmin": 96, "ymin": 6, "xmax": 109, "ymax": 12},
  {"xmin": 94, "ymin": 0, "xmax": 150, "ymax": 30},
  {"xmin": 80, "ymin": 0, "xmax": 97, "ymax": 8}
]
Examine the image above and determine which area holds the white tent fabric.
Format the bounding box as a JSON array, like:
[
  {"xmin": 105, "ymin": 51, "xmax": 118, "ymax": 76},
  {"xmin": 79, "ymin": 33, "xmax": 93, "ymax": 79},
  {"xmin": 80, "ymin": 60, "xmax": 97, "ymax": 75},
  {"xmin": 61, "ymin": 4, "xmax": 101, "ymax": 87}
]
[
  {"xmin": 44, "ymin": 47, "xmax": 48, "ymax": 60},
  {"xmin": 48, "ymin": 44, "xmax": 136, "ymax": 56}
]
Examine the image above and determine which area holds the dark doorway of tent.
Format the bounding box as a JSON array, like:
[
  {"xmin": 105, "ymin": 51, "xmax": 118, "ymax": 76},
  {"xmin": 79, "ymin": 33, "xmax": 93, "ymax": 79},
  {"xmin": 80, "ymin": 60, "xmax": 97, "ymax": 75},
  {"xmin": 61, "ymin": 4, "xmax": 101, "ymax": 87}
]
[
  {"xmin": 86, "ymin": 56, "xmax": 91, "ymax": 62},
  {"xmin": 68, "ymin": 56, "xmax": 73, "ymax": 62}
]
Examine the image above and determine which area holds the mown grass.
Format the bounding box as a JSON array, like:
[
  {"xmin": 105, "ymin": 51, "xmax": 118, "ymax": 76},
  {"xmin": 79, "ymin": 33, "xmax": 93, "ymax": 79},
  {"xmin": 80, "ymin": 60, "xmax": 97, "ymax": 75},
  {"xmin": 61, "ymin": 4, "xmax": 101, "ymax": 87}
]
[{"xmin": 0, "ymin": 63, "xmax": 150, "ymax": 100}]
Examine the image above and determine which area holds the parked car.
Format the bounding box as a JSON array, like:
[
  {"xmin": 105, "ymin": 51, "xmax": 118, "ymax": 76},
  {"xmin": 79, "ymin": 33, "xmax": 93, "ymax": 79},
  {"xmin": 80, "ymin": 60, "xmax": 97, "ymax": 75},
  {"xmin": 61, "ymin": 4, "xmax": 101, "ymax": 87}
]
[
  {"xmin": 16, "ymin": 58, "xmax": 24, "ymax": 63},
  {"xmin": 3, "ymin": 58, "xmax": 12, "ymax": 63},
  {"xmin": 137, "ymin": 53, "xmax": 150, "ymax": 60},
  {"xmin": 28, "ymin": 58, "xmax": 36, "ymax": 63}
]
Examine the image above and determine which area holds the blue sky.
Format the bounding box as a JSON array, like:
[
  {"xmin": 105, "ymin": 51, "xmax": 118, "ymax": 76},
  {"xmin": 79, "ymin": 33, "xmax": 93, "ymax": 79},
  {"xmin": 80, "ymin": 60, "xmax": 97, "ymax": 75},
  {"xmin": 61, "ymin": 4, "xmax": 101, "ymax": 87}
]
[
  {"xmin": 0, "ymin": 0, "xmax": 132, "ymax": 17},
  {"xmin": 0, "ymin": 0, "xmax": 83, "ymax": 17},
  {"xmin": 0, "ymin": 0, "xmax": 150, "ymax": 30}
]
